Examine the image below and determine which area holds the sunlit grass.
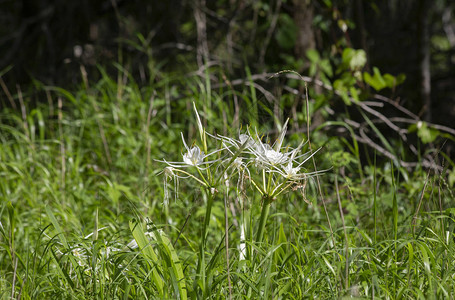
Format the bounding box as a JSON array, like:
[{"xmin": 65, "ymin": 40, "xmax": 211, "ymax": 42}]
[{"xmin": 1, "ymin": 67, "xmax": 454, "ymax": 299}]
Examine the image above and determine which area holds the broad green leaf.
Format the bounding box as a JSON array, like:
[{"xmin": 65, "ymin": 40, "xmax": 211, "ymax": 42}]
[
  {"xmin": 333, "ymin": 80, "xmax": 351, "ymax": 105},
  {"xmin": 151, "ymin": 225, "xmax": 187, "ymax": 300},
  {"xmin": 416, "ymin": 121, "xmax": 440, "ymax": 144},
  {"xmin": 349, "ymin": 49, "xmax": 366, "ymax": 70},
  {"xmin": 129, "ymin": 220, "xmax": 164, "ymax": 296},
  {"xmin": 341, "ymin": 48, "xmax": 366, "ymax": 71},
  {"xmin": 349, "ymin": 87, "xmax": 359, "ymax": 102},
  {"xmin": 306, "ymin": 49, "xmax": 320, "ymax": 63},
  {"xmin": 320, "ymin": 59, "xmax": 333, "ymax": 77},
  {"xmin": 363, "ymin": 67, "xmax": 387, "ymax": 91},
  {"xmin": 46, "ymin": 206, "xmax": 69, "ymax": 249}
]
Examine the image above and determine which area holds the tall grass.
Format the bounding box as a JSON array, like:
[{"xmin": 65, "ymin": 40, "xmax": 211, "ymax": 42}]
[{"xmin": 1, "ymin": 65, "xmax": 454, "ymax": 299}]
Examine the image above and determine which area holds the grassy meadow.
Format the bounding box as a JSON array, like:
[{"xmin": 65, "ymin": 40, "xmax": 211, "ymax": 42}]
[{"xmin": 1, "ymin": 66, "xmax": 455, "ymax": 299}]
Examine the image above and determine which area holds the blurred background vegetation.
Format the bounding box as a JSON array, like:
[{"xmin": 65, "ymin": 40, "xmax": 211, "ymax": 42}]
[{"xmin": 1, "ymin": 0, "xmax": 454, "ymax": 156}]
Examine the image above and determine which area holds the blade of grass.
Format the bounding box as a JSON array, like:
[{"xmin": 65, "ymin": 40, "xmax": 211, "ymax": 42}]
[
  {"xmin": 129, "ymin": 220, "xmax": 164, "ymax": 297},
  {"xmin": 149, "ymin": 223, "xmax": 187, "ymax": 300},
  {"xmin": 374, "ymin": 150, "xmax": 377, "ymax": 244},
  {"xmin": 335, "ymin": 174, "xmax": 349, "ymax": 291}
]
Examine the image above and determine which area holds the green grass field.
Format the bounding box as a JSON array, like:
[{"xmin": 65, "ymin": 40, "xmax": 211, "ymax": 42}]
[{"xmin": 1, "ymin": 67, "xmax": 454, "ymax": 299}]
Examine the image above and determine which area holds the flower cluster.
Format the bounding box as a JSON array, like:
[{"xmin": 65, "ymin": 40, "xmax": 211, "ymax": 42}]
[
  {"xmin": 158, "ymin": 104, "xmax": 322, "ymax": 203},
  {"xmin": 156, "ymin": 103, "xmax": 326, "ymax": 262}
]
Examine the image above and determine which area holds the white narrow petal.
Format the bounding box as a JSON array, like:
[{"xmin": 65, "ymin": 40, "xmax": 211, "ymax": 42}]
[
  {"xmin": 181, "ymin": 133, "xmax": 190, "ymax": 152},
  {"xmin": 296, "ymin": 147, "xmax": 322, "ymax": 169},
  {"xmin": 274, "ymin": 118, "xmax": 289, "ymax": 151},
  {"xmin": 192, "ymin": 102, "xmax": 205, "ymax": 141}
]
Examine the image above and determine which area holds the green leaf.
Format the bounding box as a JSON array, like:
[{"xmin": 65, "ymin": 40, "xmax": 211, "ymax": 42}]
[
  {"xmin": 350, "ymin": 50, "xmax": 366, "ymax": 70},
  {"xmin": 129, "ymin": 220, "xmax": 164, "ymax": 296},
  {"xmin": 363, "ymin": 67, "xmax": 387, "ymax": 91},
  {"xmin": 306, "ymin": 49, "xmax": 320, "ymax": 63},
  {"xmin": 46, "ymin": 206, "xmax": 69, "ymax": 249},
  {"xmin": 274, "ymin": 223, "xmax": 287, "ymax": 262},
  {"xmin": 275, "ymin": 14, "xmax": 297, "ymax": 50},
  {"xmin": 383, "ymin": 74, "xmax": 397, "ymax": 88},
  {"xmin": 333, "ymin": 79, "xmax": 351, "ymax": 105},
  {"xmin": 396, "ymin": 73, "xmax": 406, "ymax": 84},
  {"xmin": 416, "ymin": 121, "xmax": 440, "ymax": 144},
  {"xmin": 349, "ymin": 87, "xmax": 359, "ymax": 102},
  {"xmin": 320, "ymin": 59, "xmax": 333, "ymax": 77},
  {"xmin": 150, "ymin": 224, "xmax": 187, "ymax": 300},
  {"xmin": 341, "ymin": 48, "xmax": 366, "ymax": 71},
  {"xmin": 449, "ymin": 168, "xmax": 455, "ymax": 187}
]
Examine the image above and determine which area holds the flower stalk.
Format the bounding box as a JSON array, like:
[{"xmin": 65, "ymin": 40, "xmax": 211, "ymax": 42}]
[{"xmin": 256, "ymin": 195, "xmax": 273, "ymax": 243}]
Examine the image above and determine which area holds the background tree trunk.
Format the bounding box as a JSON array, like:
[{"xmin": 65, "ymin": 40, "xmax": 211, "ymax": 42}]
[
  {"xmin": 417, "ymin": 0, "xmax": 432, "ymax": 122},
  {"xmin": 293, "ymin": 0, "xmax": 315, "ymax": 67}
]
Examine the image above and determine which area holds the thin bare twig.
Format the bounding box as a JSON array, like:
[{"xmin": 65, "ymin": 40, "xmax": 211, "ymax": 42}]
[
  {"xmin": 354, "ymin": 123, "xmax": 442, "ymax": 171},
  {"xmin": 373, "ymin": 94, "xmax": 419, "ymax": 120},
  {"xmin": 357, "ymin": 101, "xmax": 408, "ymax": 141},
  {"xmin": 213, "ymin": 70, "xmax": 450, "ymax": 172},
  {"xmin": 0, "ymin": 76, "xmax": 16, "ymax": 109}
]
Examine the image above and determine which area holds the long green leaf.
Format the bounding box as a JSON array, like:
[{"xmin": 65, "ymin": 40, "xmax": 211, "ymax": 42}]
[
  {"xmin": 151, "ymin": 225, "xmax": 187, "ymax": 300},
  {"xmin": 129, "ymin": 220, "xmax": 164, "ymax": 296}
]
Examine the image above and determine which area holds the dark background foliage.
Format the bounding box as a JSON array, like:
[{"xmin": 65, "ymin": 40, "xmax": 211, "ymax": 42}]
[{"xmin": 1, "ymin": 0, "xmax": 454, "ymax": 127}]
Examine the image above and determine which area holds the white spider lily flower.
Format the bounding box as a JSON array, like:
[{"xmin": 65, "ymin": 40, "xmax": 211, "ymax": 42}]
[
  {"xmin": 182, "ymin": 145, "xmax": 205, "ymax": 166},
  {"xmin": 164, "ymin": 166, "xmax": 175, "ymax": 177},
  {"xmin": 158, "ymin": 133, "xmax": 222, "ymax": 169},
  {"xmin": 270, "ymin": 148, "xmax": 323, "ymax": 181},
  {"xmin": 283, "ymin": 163, "xmax": 302, "ymax": 180},
  {"xmin": 248, "ymin": 139, "xmax": 291, "ymax": 169},
  {"xmin": 181, "ymin": 132, "xmax": 205, "ymax": 166},
  {"xmin": 180, "ymin": 133, "xmax": 224, "ymax": 168},
  {"xmin": 239, "ymin": 133, "xmax": 256, "ymax": 149},
  {"xmin": 232, "ymin": 157, "xmax": 244, "ymax": 169},
  {"xmin": 242, "ymin": 120, "xmax": 293, "ymax": 168},
  {"xmin": 262, "ymin": 147, "xmax": 288, "ymax": 165}
]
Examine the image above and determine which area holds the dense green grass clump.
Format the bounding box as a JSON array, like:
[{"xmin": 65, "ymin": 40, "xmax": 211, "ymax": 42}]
[{"xmin": 1, "ymin": 68, "xmax": 454, "ymax": 299}]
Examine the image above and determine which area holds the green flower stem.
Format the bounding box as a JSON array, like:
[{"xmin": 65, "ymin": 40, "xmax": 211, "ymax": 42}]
[
  {"xmin": 256, "ymin": 196, "xmax": 272, "ymax": 243},
  {"xmin": 201, "ymin": 190, "xmax": 214, "ymax": 247},
  {"xmin": 195, "ymin": 189, "xmax": 215, "ymax": 294},
  {"xmin": 250, "ymin": 178, "xmax": 265, "ymax": 196},
  {"xmin": 266, "ymin": 171, "xmax": 274, "ymax": 195},
  {"xmin": 272, "ymin": 181, "xmax": 294, "ymax": 198},
  {"xmin": 174, "ymin": 169, "xmax": 209, "ymax": 187},
  {"xmin": 262, "ymin": 169, "xmax": 267, "ymax": 192},
  {"xmin": 196, "ymin": 167, "xmax": 210, "ymax": 187}
]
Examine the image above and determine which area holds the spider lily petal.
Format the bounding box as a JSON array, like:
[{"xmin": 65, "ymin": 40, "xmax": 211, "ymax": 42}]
[
  {"xmin": 192, "ymin": 102, "xmax": 206, "ymax": 142},
  {"xmin": 182, "ymin": 145, "xmax": 205, "ymax": 166},
  {"xmin": 273, "ymin": 118, "xmax": 289, "ymax": 151}
]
